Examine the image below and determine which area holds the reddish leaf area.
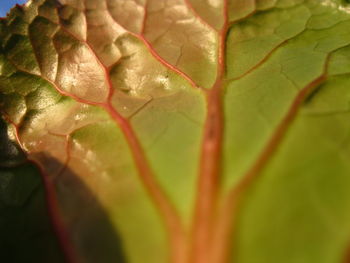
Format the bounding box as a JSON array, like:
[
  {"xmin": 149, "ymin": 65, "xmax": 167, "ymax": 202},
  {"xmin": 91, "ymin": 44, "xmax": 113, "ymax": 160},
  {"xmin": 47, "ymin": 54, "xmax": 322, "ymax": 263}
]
[{"xmin": 2, "ymin": 1, "xmax": 350, "ymax": 263}]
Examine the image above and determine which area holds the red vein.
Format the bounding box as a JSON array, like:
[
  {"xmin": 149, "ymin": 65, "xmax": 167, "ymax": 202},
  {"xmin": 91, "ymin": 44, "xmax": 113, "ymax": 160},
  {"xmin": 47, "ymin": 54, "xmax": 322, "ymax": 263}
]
[
  {"xmin": 133, "ymin": 32, "xmax": 202, "ymax": 90},
  {"xmin": 104, "ymin": 1, "xmax": 203, "ymax": 91},
  {"xmin": 30, "ymin": 12, "xmax": 188, "ymax": 263},
  {"xmin": 228, "ymin": 29, "xmax": 307, "ymax": 82},
  {"xmin": 190, "ymin": 86, "xmax": 224, "ymax": 263},
  {"xmin": 140, "ymin": 0, "xmax": 148, "ymax": 35},
  {"xmin": 103, "ymin": 60, "xmax": 186, "ymax": 263},
  {"xmin": 213, "ymin": 59, "xmax": 330, "ymax": 263},
  {"xmin": 4, "ymin": 118, "xmax": 79, "ymax": 263},
  {"xmin": 182, "ymin": 0, "xmax": 218, "ymax": 32},
  {"xmin": 30, "ymin": 159, "xmax": 80, "ymax": 263},
  {"xmin": 190, "ymin": 0, "xmax": 229, "ymax": 262},
  {"xmin": 127, "ymin": 97, "xmax": 153, "ymax": 120},
  {"xmin": 104, "ymin": 105, "xmax": 187, "ymax": 263}
]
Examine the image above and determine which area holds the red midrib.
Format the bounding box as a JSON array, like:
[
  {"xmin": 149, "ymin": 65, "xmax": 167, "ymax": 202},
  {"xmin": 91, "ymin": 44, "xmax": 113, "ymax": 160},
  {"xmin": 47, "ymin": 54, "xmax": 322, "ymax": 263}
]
[
  {"xmin": 212, "ymin": 59, "xmax": 330, "ymax": 263},
  {"xmin": 190, "ymin": 3, "xmax": 332, "ymax": 262},
  {"xmin": 190, "ymin": 0, "xmax": 229, "ymax": 261}
]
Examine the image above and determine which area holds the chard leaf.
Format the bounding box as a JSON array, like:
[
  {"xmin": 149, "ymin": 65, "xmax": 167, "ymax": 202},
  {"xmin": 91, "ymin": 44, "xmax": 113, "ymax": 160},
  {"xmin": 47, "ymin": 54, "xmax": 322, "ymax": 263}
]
[
  {"xmin": 1, "ymin": 1, "xmax": 350, "ymax": 263},
  {"xmin": 0, "ymin": 117, "xmax": 66, "ymax": 263}
]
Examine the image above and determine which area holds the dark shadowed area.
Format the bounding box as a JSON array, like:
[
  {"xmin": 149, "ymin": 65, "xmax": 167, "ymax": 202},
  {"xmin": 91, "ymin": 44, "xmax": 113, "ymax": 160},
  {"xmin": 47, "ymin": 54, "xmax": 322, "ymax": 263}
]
[{"xmin": 0, "ymin": 118, "xmax": 126, "ymax": 263}]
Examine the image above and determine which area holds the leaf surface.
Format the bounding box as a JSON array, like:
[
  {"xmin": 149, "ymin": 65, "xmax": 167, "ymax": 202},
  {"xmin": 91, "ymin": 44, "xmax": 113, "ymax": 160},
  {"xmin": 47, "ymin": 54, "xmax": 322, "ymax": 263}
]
[{"xmin": 1, "ymin": 0, "xmax": 350, "ymax": 263}]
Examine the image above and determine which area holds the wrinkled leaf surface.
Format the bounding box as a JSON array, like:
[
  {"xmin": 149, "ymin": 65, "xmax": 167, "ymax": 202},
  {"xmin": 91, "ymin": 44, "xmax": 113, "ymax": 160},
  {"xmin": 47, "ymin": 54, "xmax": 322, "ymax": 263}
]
[{"xmin": 1, "ymin": 0, "xmax": 350, "ymax": 263}]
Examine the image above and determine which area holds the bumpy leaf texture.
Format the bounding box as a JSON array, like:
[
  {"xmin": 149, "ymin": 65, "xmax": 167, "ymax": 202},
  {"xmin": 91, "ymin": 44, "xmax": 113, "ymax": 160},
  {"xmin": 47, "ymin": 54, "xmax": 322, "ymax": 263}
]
[{"xmin": 1, "ymin": 0, "xmax": 350, "ymax": 262}]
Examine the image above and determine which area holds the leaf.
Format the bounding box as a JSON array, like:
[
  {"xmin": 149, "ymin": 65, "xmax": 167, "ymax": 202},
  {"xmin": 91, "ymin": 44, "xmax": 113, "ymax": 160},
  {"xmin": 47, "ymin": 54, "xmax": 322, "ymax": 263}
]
[
  {"xmin": 0, "ymin": 117, "xmax": 66, "ymax": 263},
  {"xmin": 1, "ymin": 0, "xmax": 350, "ymax": 263}
]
